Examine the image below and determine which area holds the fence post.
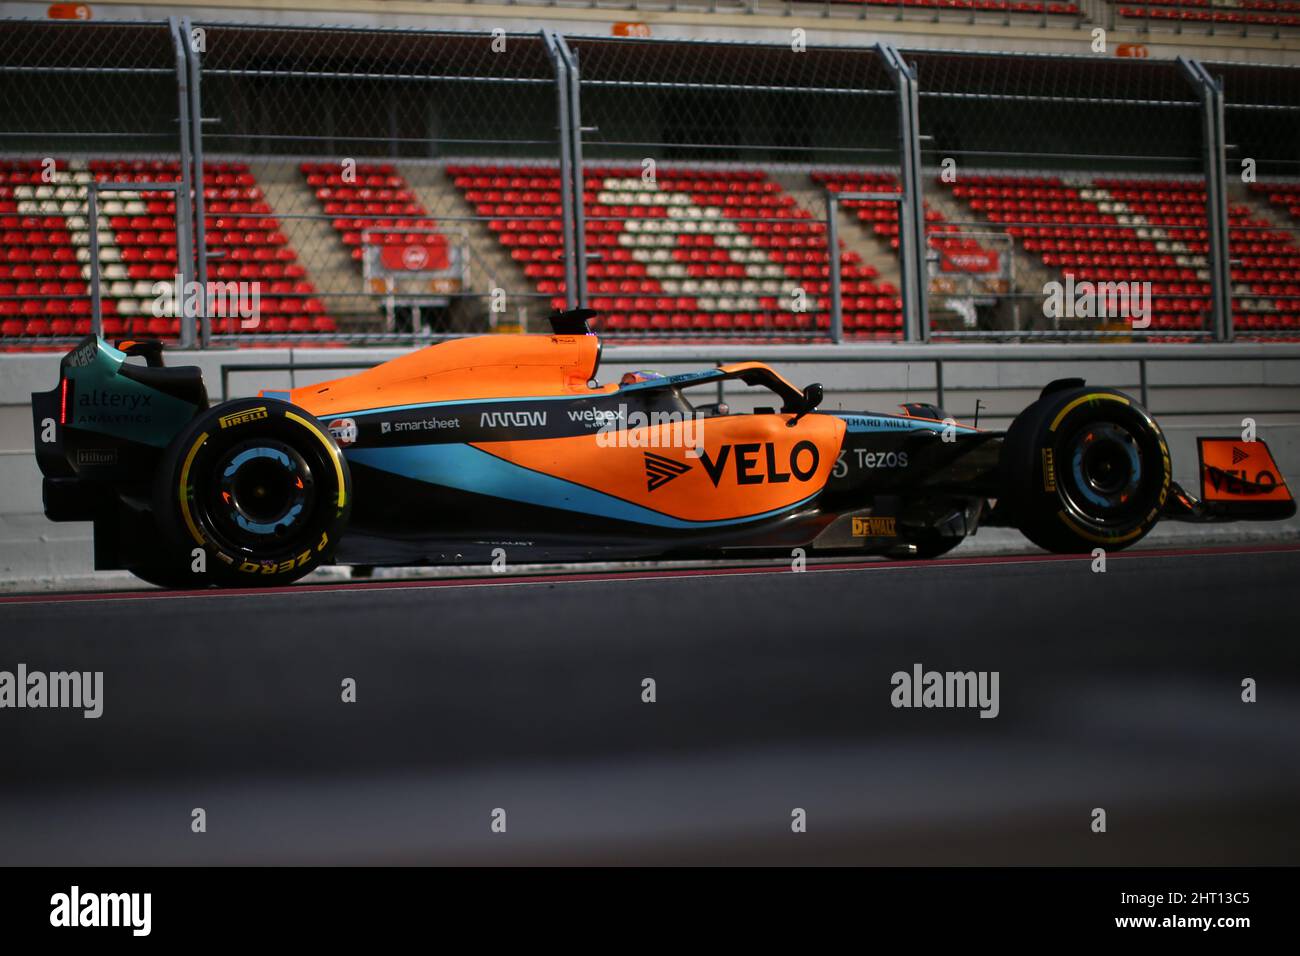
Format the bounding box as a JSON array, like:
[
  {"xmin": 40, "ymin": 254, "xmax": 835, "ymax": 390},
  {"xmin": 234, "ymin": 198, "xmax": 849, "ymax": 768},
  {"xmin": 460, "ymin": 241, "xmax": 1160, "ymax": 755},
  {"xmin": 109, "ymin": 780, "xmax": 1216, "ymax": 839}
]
[
  {"xmin": 87, "ymin": 184, "xmax": 102, "ymax": 338},
  {"xmin": 827, "ymin": 193, "xmax": 843, "ymax": 343},
  {"xmin": 555, "ymin": 35, "xmax": 589, "ymax": 309},
  {"xmin": 1180, "ymin": 58, "xmax": 1233, "ymax": 343},
  {"xmin": 181, "ymin": 18, "xmax": 210, "ymax": 348},
  {"xmin": 543, "ymin": 31, "xmax": 579, "ymax": 311},
  {"xmin": 878, "ymin": 43, "xmax": 929, "ymax": 343},
  {"xmin": 169, "ymin": 17, "xmax": 196, "ymax": 348}
]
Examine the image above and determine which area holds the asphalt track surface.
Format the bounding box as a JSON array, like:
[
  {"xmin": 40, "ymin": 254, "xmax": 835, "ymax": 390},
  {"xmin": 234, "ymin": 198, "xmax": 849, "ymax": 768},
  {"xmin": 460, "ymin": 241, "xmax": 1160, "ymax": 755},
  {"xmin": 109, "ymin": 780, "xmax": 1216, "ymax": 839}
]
[{"xmin": 2, "ymin": 544, "xmax": 1299, "ymax": 865}]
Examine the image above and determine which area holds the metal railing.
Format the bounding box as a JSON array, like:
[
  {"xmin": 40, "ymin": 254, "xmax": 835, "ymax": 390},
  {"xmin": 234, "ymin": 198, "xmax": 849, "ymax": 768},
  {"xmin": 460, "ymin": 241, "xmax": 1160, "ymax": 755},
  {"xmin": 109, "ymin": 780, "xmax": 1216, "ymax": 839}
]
[{"xmin": 85, "ymin": 179, "xmax": 194, "ymax": 346}]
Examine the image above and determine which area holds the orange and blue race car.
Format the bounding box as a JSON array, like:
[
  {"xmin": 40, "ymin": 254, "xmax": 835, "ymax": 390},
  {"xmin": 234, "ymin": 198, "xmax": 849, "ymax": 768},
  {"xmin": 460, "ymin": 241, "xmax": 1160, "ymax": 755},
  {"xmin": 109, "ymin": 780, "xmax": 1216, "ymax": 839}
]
[{"xmin": 30, "ymin": 310, "xmax": 1296, "ymax": 588}]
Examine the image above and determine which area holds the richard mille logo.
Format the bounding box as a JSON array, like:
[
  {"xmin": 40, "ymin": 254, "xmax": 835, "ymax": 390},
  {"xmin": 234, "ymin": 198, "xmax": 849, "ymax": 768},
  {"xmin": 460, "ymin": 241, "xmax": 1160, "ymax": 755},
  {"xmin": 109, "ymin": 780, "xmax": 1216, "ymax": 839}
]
[{"xmin": 644, "ymin": 452, "xmax": 690, "ymax": 491}]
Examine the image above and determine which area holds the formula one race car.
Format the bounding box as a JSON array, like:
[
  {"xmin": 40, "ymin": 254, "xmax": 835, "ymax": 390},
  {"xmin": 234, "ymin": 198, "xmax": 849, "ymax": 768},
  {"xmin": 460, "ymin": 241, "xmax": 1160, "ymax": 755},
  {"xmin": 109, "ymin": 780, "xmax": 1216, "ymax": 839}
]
[{"xmin": 31, "ymin": 311, "xmax": 1296, "ymax": 588}]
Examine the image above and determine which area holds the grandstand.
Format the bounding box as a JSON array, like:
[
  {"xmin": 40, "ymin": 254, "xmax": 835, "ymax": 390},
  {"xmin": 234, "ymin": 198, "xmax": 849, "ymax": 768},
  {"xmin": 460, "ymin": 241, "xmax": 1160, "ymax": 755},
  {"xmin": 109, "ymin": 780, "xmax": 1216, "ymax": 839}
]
[
  {"xmin": 1115, "ymin": 1, "xmax": 1300, "ymax": 29},
  {"xmin": 0, "ymin": 15, "xmax": 1297, "ymax": 349},
  {"xmin": 0, "ymin": 158, "xmax": 333, "ymax": 342},
  {"xmin": 449, "ymin": 164, "xmax": 901, "ymax": 336}
]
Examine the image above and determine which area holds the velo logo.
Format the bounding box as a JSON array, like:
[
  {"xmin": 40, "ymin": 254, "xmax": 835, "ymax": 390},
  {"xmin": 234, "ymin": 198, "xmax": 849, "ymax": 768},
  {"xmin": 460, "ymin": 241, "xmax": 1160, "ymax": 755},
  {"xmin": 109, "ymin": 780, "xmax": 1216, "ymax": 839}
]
[
  {"xmin": 698, "ymin": 441, "xmax": 820, "ymax": 487},
  {"xmin": 644, "ymin": 452, "xmax": 690, "ymax": 491}
]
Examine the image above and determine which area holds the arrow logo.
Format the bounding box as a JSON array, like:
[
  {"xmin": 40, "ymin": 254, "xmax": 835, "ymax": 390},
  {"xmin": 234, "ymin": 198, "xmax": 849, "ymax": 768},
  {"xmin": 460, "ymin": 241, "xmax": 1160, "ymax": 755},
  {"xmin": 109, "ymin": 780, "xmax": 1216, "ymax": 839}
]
[
  {"xmin": 1232, "ymin": 446, "xmax": 1249, "ymax": 465},
  {"xmin": 644, "ymin": 452, "xmax": 690, "ymax": 492}
]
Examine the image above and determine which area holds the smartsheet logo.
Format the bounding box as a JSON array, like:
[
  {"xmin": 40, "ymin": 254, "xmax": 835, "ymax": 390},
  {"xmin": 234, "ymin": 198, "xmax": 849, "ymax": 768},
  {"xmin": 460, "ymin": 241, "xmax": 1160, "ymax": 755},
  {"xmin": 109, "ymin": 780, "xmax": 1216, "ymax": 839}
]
[
  {"xmin": 890, "ymin": 663, "xmax": 1000, "ymax": 718},
  {"xmin": 50, "ymin": 886, "xmax": 151, "ymax": 936},
  {"xmin": 0, "ymin": 664, "xmax": 103, "ymax": 718}
]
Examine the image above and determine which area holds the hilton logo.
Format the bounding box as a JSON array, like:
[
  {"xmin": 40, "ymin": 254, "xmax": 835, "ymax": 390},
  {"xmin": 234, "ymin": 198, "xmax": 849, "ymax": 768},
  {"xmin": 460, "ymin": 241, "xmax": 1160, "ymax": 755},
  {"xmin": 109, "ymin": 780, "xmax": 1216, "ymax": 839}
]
[{"xmin": 75, "ymin": 448, "xmax": 118, "ymax": 466}]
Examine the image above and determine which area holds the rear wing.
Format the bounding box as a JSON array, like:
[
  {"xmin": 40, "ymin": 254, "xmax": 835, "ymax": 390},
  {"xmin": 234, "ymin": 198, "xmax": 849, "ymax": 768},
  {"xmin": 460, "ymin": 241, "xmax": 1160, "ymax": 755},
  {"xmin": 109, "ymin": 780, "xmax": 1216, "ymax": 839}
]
[{"xmin": 31, "ymin": 337, "xmax": 208, "ymax": 519}]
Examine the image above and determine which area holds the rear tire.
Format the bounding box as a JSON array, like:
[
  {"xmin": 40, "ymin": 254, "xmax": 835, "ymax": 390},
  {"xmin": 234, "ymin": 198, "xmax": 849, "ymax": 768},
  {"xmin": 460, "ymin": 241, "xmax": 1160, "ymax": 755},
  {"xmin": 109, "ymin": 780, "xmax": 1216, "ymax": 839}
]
[
  {"xmin": 151, "ymin": 398, "xmax": 351, "ymax": 588},
  {"xmin": 1000, "ymin": 386, "xmax": 1171, "ymax": 554}
]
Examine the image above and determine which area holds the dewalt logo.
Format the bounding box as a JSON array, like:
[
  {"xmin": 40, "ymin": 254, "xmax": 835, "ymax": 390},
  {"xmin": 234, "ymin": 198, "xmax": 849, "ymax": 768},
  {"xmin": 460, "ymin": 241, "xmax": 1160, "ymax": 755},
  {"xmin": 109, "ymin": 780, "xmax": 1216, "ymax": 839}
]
[
  {"xmin": 219, "ymin": 406, "xmax": 269, "ymax": 430},
  {"xmin": 851, "ymin": 516, "xmax": 897, "ymax": 537}
]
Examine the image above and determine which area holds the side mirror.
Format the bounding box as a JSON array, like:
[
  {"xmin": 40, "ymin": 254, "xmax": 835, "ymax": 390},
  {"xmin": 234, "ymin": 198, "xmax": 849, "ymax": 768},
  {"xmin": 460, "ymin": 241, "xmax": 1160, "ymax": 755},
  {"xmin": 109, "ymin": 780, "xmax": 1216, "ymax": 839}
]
[
  {"xmin": 802, "ymin": 383, "xmax": 824, "ymax": 412},
  {"xmin": 787, "ymin": 383, "xmax": 824, "ymax": 426},
  {"xmin": 117, "ymin": 339, "xmax": 166, "ymax": 368}
]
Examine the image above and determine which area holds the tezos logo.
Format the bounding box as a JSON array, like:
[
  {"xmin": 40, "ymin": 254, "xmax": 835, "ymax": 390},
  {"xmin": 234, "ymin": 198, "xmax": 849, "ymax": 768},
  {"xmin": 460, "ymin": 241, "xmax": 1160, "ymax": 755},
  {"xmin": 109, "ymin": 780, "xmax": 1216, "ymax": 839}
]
[{"xmin": 856, "ymin": 450, "xmax": 908, "ymax": 469}]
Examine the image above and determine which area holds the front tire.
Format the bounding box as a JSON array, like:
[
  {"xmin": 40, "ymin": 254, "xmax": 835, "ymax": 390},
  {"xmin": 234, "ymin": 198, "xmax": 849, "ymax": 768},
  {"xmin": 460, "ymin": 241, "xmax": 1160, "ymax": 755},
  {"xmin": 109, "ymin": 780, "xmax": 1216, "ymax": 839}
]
[
  {"xmin": 151, "ymin": 398, "xmax": 351, "ymax": 587},
  {"xmin": 1000, "ymin": 386, "xmax": 1171, "ymax": 554}
]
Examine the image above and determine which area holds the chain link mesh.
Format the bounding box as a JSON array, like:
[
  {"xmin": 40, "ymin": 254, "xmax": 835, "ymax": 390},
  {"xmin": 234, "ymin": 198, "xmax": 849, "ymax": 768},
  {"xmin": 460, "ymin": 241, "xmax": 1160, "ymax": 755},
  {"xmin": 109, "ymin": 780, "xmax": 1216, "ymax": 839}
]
[
  {"xmin": 0, "ymin": 19, "xmax": 189, "ymax": 347},
  {"xmin": 567, "ymin": 36, "xmax": 902, "ymax": 341},
  {"xmin": 910, "ymin": 50, "xmax": 1223, "ymax": 341},
  {"xmin": 2, "ymin": 19, "xmax": 1299, "ymax": 348},
  {"xmin": 1214, "ymin": 61, "xmax": 1300, "ymax": 340},
  {"xmin": 192, "ymin": 24, "xmax": 561, "ymax": 343}
]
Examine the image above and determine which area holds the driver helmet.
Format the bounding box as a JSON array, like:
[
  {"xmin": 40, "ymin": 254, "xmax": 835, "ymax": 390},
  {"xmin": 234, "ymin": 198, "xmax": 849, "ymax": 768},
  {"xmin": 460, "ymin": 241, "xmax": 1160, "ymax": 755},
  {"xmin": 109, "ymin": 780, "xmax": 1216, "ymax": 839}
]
[{"xmin": 619, "ymin": 370, "xmax": 666, "ymax": 386}]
